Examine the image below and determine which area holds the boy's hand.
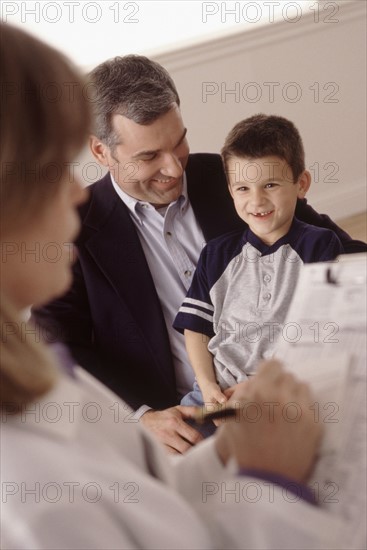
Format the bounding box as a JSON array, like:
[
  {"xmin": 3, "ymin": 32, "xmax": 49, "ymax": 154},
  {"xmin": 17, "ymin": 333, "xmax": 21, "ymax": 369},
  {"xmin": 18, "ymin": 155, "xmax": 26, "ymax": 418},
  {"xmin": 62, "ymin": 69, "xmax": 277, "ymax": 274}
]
[
  {"xmin": 223, "ymin": 385, "xmax": 238, "ymax": 399},
  {"xmin": 201, "ymin": 381, "xmax": 228, "ymax": 406}
]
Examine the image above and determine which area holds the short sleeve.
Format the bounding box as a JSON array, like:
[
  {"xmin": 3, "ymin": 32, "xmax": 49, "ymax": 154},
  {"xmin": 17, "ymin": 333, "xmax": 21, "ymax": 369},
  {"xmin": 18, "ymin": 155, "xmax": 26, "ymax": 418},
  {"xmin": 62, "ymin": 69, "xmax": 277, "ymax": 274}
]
[{"xmin": 173, "ymin": 246, "xmax": 215, "ymax": 338}]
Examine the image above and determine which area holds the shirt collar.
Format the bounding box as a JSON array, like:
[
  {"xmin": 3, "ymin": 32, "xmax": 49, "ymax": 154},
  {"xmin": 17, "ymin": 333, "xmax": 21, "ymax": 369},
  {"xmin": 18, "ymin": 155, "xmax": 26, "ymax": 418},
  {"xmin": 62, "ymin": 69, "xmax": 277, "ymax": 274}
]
[
  {"xmin": 110, "ymin": 172, "xmax": 188, "ymax": 224},
  {"xmin": 244, "ymin": 217, "xmax": 303, "ymax": 255}
]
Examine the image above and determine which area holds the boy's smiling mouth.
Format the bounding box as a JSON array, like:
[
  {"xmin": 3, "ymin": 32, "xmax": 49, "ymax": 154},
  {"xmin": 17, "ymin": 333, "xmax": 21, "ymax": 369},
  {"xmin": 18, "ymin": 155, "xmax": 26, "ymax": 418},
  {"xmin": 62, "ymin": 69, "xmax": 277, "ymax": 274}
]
[{"xmin": 251, "ymin": 210, "xmax": 274, "ymax": 218}]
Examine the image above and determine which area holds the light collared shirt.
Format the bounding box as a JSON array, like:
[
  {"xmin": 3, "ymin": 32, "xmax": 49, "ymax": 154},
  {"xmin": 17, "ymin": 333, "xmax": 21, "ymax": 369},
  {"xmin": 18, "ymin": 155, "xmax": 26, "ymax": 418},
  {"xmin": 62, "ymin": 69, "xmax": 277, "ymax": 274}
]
[{"xmin": 111, "ymin": 174, "xmax": 205, "ymax": 415}]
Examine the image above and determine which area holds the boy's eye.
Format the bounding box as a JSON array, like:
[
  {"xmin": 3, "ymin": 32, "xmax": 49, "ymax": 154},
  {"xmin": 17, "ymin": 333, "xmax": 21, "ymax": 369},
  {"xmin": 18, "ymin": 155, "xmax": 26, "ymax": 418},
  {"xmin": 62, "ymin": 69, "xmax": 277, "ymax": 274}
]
[
  {"xmin": 237, "ymin": 186, "xmax": 248, "ymax": 192},
  {"xmin": 264, "ymin": 182, "xmax": 277, "ymax": 189}
]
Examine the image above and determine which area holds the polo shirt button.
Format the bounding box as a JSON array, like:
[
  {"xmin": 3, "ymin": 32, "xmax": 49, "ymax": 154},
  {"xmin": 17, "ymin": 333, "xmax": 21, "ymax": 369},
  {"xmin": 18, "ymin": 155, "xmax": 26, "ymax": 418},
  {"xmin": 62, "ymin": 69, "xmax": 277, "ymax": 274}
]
[
  {"xmin": 263, "ymin": 293, "xmax": 271, "ymax": 301},
  {"xmin": 166, "ymin": 231, "xmax": 172, "ymax": 236},
  {"xmin": 184, "ymin": 270, "xmax": 192, "ymax": 277},
  {"xmin": 264, "ymin": 274, "xmax": 271, "ymax": 283}
]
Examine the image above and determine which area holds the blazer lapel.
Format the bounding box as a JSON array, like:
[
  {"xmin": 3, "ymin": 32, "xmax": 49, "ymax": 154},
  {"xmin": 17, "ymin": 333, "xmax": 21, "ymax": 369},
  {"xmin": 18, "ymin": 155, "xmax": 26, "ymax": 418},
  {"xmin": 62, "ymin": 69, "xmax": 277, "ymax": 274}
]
[{"xmin": 83, "ymin": 175, "xmax": 175, "ymax": 388}]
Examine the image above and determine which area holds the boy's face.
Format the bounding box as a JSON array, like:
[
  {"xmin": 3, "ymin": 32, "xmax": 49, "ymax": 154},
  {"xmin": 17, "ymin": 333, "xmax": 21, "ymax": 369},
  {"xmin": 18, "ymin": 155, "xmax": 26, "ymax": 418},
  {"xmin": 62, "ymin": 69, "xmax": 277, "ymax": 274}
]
[{"xmin": 227, "ymin": 155, "xmax": 310, "ymax": 246}]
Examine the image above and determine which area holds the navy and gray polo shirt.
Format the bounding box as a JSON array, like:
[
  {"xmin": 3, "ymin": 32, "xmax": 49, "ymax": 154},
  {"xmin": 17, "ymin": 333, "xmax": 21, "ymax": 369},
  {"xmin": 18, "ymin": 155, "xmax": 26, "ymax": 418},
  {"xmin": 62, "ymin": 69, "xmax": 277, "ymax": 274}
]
[{"xmin": 173, "ymin": 218, "xmax": 343, "ymax": 388}]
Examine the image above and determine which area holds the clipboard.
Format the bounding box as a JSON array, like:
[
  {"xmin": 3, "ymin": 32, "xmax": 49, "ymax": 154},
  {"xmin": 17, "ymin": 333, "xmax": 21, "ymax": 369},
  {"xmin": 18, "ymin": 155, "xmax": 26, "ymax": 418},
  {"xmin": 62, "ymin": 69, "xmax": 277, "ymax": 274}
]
[{"xmin": 273, "ymin": 253, "xmax": 366, "ymax": 530}]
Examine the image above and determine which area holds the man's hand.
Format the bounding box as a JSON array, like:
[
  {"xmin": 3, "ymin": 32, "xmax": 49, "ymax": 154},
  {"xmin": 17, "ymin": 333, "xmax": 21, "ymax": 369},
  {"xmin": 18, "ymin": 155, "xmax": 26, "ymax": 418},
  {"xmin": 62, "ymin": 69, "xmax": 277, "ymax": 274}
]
[
  {"xmin": 216, "ymin": 360, "xmax": 323, "ymax": 483},
  {"xmin": 141, "ymin": 406, "xmax": 203, "ymax": 454}
]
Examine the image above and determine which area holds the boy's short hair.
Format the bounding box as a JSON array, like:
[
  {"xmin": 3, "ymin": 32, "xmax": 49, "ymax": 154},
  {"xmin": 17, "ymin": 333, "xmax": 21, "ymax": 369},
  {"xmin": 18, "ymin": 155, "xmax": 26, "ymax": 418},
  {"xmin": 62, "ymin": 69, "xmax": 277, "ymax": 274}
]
[{"xmin": 221, "ymin": 114, "xmax": 305, "ymax": 182}]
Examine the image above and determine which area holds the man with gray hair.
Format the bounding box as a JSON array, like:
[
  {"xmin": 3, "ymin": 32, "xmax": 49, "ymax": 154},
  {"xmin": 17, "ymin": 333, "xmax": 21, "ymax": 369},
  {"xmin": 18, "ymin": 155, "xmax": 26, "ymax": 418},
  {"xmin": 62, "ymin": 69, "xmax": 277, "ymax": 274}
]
[{"xmin": 34, "ymin": 55, "xmax": 366, "ymax": 453}]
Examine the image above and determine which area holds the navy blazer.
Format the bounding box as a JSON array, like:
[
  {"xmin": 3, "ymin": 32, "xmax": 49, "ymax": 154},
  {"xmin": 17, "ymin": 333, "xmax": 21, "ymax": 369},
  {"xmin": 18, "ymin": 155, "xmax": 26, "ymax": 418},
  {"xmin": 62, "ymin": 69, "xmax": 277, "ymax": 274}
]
[{"xmin": 34, "ymin": 153, "xmax": 366, "ymax": 410}]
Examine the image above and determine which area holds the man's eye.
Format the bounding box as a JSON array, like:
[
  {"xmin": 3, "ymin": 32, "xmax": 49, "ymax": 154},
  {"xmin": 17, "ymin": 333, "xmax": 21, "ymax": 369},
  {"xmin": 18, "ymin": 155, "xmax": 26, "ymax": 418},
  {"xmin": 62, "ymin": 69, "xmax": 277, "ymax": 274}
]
[{"xmin": 136, "ymin": 153, "xmax": 157, "ymax": 162}]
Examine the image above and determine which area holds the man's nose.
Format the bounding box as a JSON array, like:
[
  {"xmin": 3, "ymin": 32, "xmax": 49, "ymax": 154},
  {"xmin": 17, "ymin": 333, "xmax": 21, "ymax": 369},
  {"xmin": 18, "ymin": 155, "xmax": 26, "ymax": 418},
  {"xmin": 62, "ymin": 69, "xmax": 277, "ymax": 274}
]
[{"xmin": 160, "ymin": 153, "xmax": 183, "ymax": 178}]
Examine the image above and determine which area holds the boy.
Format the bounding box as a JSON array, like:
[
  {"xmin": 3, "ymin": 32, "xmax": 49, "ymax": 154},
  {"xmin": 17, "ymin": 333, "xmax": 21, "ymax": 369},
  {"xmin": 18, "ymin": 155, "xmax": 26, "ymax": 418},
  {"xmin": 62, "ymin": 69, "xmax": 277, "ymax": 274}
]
[{"xmin": 174, "ymin": 114, "xmax": 343, "ymax": 413}]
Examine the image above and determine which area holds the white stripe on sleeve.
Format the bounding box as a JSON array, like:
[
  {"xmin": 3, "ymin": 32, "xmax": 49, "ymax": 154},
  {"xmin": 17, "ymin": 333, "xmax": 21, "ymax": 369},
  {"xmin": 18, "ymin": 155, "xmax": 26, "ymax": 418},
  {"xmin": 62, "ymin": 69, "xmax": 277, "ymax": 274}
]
[
  {"xmin": 182, "ymin": 297, "xmax": 214, "ymax": 312},
  {"xmin": 178, "ymin": 307, "xmax": 213, "ymax": 323}
]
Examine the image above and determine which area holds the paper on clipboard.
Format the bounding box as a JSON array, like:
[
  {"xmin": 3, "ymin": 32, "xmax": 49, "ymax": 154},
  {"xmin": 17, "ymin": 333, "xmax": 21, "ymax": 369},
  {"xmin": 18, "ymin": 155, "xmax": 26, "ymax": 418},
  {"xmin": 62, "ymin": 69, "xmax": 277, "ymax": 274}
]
[
  {"xmin": 279, "ymin": 350, "xmax": 351, "ymax": 456},
  {"xmin": 274, "ymin": 253, "xmax": 366, "ymax": 520}
]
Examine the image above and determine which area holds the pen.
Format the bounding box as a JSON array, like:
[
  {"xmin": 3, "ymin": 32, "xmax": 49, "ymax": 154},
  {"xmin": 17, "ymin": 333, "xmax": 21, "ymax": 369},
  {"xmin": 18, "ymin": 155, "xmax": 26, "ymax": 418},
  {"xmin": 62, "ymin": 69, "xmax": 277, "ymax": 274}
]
[{"xmin": 194, "ymin": 404, "xmax": 237, "ymax": 424}]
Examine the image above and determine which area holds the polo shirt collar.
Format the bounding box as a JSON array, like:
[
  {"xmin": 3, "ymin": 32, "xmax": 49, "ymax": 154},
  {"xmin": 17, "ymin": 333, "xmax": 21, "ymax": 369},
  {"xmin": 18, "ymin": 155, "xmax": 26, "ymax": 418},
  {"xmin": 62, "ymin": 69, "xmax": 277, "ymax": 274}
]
[{"xmin": 244, "ymin": 217, "xmax": 303, "ymax": 255}]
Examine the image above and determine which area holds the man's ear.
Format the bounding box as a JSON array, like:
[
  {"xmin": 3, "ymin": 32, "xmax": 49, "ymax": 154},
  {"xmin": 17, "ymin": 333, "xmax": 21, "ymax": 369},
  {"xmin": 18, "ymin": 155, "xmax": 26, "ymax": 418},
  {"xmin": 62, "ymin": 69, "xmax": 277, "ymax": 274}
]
[
  {"xmin": 297, "ymin": 170, "xmax": 311, "ymax": 198},
  {"xmin": 89, "ymin": 135, "xmax": 110, "ymax": 167}
]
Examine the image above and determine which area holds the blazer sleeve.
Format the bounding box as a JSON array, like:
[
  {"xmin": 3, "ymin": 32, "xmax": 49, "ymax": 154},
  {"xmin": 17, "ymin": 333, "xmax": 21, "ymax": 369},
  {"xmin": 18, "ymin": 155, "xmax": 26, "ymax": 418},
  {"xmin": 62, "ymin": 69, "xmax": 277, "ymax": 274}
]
[
  {"xmin": 295, "ymin": 198, "xmax": 367, "ymax": 254},
  {"xmin": 32, "ymin": 258, "xmax": 176, "ymax": 412},
  {"xmin": 32, "ymin": 258, "xmax": 98, "ymax": 371}
]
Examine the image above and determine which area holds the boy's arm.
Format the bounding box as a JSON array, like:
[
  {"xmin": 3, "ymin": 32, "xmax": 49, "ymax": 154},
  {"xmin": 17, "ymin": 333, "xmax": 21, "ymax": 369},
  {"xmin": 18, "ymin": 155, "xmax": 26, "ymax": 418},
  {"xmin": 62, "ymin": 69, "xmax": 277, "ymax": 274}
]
[{"xmin": 184, "ymin": 329, "xmax": 227, "ymax": 405}]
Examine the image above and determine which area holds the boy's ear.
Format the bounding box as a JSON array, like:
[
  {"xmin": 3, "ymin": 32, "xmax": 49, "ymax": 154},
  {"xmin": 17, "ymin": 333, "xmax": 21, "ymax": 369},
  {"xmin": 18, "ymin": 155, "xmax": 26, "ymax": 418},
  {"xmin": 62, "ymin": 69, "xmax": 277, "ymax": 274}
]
[
  {"xmin": 89, "ymin": 135, "xmax": 110, "ymax": 167},
  {"xmin": 297, "ymin": 170, "xmax": 311, "ymax": 198}
]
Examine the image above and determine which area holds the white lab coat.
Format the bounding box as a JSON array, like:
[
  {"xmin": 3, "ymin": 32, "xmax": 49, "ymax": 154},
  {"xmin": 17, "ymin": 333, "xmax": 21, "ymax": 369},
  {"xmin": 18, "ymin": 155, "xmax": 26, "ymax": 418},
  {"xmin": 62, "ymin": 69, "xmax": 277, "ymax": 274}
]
[{"xmin": 0, "ymin": 367, "xmax": 361, "ymax": 549}]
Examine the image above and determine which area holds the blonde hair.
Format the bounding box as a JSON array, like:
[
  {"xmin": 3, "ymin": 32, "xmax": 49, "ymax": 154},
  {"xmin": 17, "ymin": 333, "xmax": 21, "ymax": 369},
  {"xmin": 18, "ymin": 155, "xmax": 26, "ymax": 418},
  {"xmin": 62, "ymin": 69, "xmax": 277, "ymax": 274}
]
[
  {"xmin": 0, "ymin": 23, "xmax": 90, "ymax": 410},
  {"xmin": 0, "ymin": 294, "xmax": 58, "ymax": 413},
  {"xmin": 0, "ymin": 22, "xmax": 90, "ymax": 233}
]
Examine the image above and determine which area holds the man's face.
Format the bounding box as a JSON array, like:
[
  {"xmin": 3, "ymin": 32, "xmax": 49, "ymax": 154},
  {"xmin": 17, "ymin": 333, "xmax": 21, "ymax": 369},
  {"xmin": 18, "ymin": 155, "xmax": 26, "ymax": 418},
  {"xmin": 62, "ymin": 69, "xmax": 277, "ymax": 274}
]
[
  {"xmin": 94, "ymin": 104, "xmax": 189, "ymax": 207},
  {"xmin": 227, "ymin": 155, "xmax": 310, "ymax": 245}
]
